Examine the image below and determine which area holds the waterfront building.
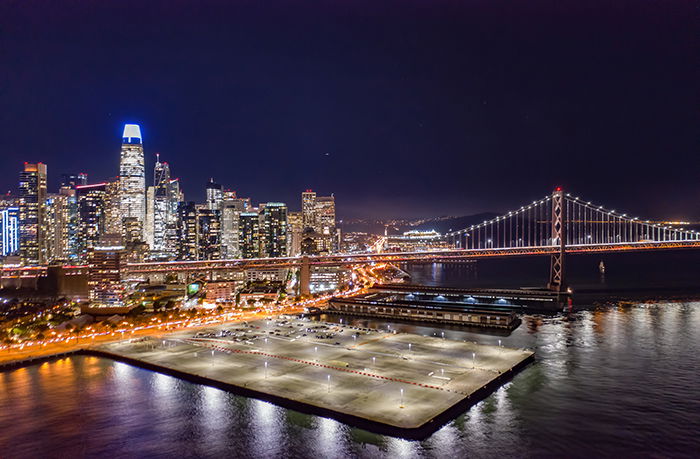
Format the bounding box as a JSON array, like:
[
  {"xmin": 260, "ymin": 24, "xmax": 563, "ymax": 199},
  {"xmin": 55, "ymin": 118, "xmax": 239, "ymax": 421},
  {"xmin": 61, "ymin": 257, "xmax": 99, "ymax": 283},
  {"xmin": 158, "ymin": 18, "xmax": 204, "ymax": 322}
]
[
  {"xmin": 239, "ymin": 212, "xmax": 261, "ymax": 258},
  {"xmin": 119, "ymin": 124, "xmax": 146, "ymax": 242},
  {"xmin": 18, "ymin": 162, "xmax": 47, "ymax": 265},
  {"xmin": 261, "ymin": 203, "xmax": 288, "ymax": 258},
  {"xmin": 76, "ymin": 183, "xmax": 107, "ymax": 260}
]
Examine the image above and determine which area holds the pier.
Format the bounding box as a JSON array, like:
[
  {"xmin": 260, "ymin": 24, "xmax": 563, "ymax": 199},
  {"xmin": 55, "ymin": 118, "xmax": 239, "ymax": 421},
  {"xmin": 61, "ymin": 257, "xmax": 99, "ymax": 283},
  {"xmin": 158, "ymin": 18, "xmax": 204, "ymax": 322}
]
[{"xmin": 91, "ymin": 316, "xmax": 534, "ymax": 438}]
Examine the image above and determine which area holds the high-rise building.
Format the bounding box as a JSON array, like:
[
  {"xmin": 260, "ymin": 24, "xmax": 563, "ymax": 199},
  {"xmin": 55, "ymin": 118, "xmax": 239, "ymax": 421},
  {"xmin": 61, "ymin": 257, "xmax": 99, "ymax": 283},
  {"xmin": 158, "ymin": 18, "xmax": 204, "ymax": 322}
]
[
  {"xmin": 103, "ymin": 179, "xmax": 123, "ymax": 237},
  {"xmin": 221, "ymin": 198, "xmax": 247, "ymax": 259},
  {"xmin": 44, "ymin": 192, "xmax": 72, "ymax": 263},
  {"xmin": 261, "ymin": 203, "xmax": 288, "ymax": 258},
  {"xmin": 148, "ymin": 155, "xmax": 179, "ymax": 259},
  {"xmin": 239, "ymin": 212, "xmax": 261, "ymax": 258},
  {"xmin": 206, "ymin": 179, "xmax": 223, "ymax": 211},
  {"xmin": 316, "ymin": 195, "xmax": 336, "ymax": 235},
  {"xmin": 60, "ymin": 173, "xmax": 88, "ymax": 188},
  {"xmin": 119, "ymin": 124, "xmax": 145, "ymax": 242},
  {"xmin": 87, "ymin": 236, "xmax": 125, "ymax": 307},
  {"xmin": 287, "ymin": 211, "xmax": 303, "ymax": 256},
  {"xmin": 1, "ymin": 207, "xmax": 20, "ymax": 257},
  {"xmin": 196, "ymin": 207, "xmax": 221, "ymax": 260},
  {"xmin": 176, "ymin": 202, "xmax": 198, "ymax": 261},
  {"xmin": 18, "ymin": 162, "xmax": 47, "ymax": 265},
  {"xmin": 301, "ymin": 190, "xmax": 317, "ymax": 230},
  {"xmin": 299, "ymin": 190, "xmax": 337, "ymax": 254},
  {"xmin": 58, "ymin": 186, "xmax": 80, "ymax": 262},
  {"xmin": 76, "ymin": 183, "xmax": 107, "ymax": 260}
]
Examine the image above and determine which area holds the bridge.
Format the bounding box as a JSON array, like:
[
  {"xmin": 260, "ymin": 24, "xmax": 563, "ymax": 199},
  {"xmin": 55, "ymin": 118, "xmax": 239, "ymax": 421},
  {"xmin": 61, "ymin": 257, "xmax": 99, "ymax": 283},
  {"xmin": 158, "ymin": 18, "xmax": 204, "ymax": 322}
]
[
  {"xmin": 119, "ymin": 188, "xmax": 700, "ymax": 296},
  {"xmin": 3, "ymin": 188, "xmax": 699, "ymax": 296}
]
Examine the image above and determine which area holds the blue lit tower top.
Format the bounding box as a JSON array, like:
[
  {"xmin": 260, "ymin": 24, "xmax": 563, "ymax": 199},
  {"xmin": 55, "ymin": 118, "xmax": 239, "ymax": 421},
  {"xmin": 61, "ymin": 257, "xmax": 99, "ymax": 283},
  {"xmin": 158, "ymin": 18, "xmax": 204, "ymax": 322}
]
[{"xmin": 122, "ymin": 124, "xmax": 142, "ymax": 144}]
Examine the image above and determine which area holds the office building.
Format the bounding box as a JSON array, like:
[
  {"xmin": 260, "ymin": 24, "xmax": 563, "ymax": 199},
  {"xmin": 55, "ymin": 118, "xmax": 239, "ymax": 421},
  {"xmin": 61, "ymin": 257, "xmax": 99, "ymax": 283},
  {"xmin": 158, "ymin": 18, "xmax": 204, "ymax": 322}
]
[
  {"xmin": 18, "ymin": 162, "xmax": 47, "ymax": 265},
  {"xmin": 239, "ymin": 212, "xmax": 261, "ymax": 258},
  {"xmin": 1, "ymin": 207, "xmax": 20, "ymax": 257},
  {"xmin": 261, "ymin": 203, "xmax": 288, "ymax": 258},
  {"xmin": 119, "ymin": 124, "xmax": 146, "ymax": 242},
  {"xmin": 206, "ymin": 179, "xmax": 223, "ymax": 211},
  {"xmin": 221, "ymin": 198, "xmax": 247, "ymax": 259},
  {"xmin": 301, "ymin": 190, "xmax": 317, "ymax": 230},
  {"xmin": 87, "ymin": 237, "xmax": 125, "ymax": 307},
  {"xmin": 76, "ymin": 183, "xmax": 107, "ymax": 260}
]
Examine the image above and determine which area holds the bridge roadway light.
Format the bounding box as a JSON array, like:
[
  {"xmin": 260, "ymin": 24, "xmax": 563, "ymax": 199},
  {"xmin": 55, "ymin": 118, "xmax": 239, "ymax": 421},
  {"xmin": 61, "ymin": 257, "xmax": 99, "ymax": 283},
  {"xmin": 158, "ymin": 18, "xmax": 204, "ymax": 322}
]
[
  {"xmin": 472, "ymin": 352, "xmax": 476, "ymax": 369},
  {"xmin": 327, "ymin": 374, "xmax": 331, "ymax": 393}
]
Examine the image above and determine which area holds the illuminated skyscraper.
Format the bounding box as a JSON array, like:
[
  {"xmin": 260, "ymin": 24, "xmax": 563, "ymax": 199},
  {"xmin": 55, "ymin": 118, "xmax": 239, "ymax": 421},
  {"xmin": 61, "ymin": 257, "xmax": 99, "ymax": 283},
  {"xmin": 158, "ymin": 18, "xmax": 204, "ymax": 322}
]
[
  {"xmin": 76, "ymin": 183, "xmax": 107, "ymax": 260},
  {"xmin": 176, "ymin": 202, "xmax": 198, "ymax": 261},
  {"xmin": 19, "ymin": 162, "xmax": 47, "ymax": 265},
  {"xmin": 261, "ymin": 203, "xmax": 288, "ymax": 258},
  {"xmin": 287, "ymin": 211, "xmax": 303, "ymax": 256},
  {"xmin": 301, "ymin": 190, "xmax": 317, "ymax": 230},
  {"xmin": 239, "ymin": 212, "xmax": 261, "ymax": 258},
  {"xmin": 316, "ymin": 195, "xmax": 336, "ymax": 235},
  {"xmin": 1, "ymin": 207, "xmax": 19, "ymax": 257},
  {"xmin": 206, "ymin": 178, "xmax": 223, "ymax": 211},
  {"xmin": 221, "ymin": 198, "xmax": 247, "ymax": 259},
  {"xmin": 119, "ymin": 124, "xmax": 145, "ymax": 241}
]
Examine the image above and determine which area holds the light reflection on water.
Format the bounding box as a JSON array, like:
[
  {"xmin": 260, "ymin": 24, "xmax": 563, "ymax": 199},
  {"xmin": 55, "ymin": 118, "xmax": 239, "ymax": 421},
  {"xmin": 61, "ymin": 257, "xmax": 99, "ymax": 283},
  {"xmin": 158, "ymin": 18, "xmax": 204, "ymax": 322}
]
[{"xmin": 1, "ymin": 302, "xmax": 699, "ymax": 457}]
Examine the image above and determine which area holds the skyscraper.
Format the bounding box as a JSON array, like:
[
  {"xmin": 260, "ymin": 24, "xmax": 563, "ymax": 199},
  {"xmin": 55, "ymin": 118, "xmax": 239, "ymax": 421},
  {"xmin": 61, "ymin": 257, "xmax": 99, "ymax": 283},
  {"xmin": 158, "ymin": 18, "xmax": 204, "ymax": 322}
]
[
  {"xmin": 18, "ymin": 162, "xmax": 47, "ymax": 265},
  {"xmin": 261, "ymin": 203, "xmax": 288, "ymax": 258},
  {"xmin": 176, "ymin": 201, "xmax": 198, "ymax": 261},
  {"xmin": 301, "ymin": 190, "xmax": 317, "ymax": 230},
  {"xmin": 60, "ymin": 173, "xmax": 88, "ymax": 188},
  {"xmin": 206, "ymin": 178, "xmax": 223, "ymax": 211},
  {"xmin": 119, "ymin": 124, "xmax": 145, "ymax": 241},
  {"xmin": 239, "ymin": 212, "xmax": 261, "ymax": 258},
  {"xmin": 0, "ymin": 207, "xmax": 20, "ymax": 258},
  {"xmin": 316, "ymin": 195, "xmax": 336, "ymax": 235},
  {"xmin": 76, "ymin": 183, "xmax": 107, "ymax": 260},
  {"xmin": 221, "ymin": 198, "xmax": 247, "ymax": 259}
]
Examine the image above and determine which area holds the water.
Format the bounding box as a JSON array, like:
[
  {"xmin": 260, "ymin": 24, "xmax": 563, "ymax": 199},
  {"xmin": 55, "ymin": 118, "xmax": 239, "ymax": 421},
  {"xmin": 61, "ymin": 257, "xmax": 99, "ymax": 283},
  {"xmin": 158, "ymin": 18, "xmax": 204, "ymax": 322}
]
[{"xmin": 2, "ymin": 253, "xmax": 700, "ymax": 457}]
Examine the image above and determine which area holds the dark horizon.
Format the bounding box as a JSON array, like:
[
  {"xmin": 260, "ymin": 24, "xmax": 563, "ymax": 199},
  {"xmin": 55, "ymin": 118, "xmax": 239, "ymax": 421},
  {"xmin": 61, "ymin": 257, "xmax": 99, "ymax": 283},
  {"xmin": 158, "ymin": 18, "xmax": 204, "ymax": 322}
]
[{"xmin": 1, "ymin": 1, "xmax": 697, "ymax": 220}]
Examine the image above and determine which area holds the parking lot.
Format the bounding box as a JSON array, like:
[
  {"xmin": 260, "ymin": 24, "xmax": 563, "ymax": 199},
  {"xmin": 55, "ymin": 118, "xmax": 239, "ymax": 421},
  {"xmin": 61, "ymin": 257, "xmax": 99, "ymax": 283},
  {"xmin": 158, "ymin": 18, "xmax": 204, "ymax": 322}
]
[{"xmin": 98, "ymin": 315, "xmax": 534, "ymax": 430}]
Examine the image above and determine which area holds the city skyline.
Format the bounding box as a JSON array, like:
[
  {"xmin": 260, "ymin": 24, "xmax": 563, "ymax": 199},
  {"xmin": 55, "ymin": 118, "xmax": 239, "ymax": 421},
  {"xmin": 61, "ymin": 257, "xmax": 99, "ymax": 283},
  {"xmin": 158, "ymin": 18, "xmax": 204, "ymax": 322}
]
[{"xmin": 1, "ymin": 1, "xmax": 696, "ymax": 220}]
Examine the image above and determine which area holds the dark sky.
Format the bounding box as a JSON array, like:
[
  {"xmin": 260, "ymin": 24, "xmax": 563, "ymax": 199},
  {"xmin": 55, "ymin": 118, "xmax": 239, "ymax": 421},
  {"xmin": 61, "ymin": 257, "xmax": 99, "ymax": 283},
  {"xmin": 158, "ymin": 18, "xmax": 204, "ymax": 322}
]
[{"xmin": 0, "ymin": 0, "xmax": 697, "ymax": 219}]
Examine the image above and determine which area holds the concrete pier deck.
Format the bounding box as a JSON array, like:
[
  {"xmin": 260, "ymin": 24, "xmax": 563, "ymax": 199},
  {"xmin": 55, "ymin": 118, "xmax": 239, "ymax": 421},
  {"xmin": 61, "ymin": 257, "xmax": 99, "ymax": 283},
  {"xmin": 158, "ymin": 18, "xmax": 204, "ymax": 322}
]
[{"xmin": 95, "ymin": 317, "xmax": 533, "ymax": 437}]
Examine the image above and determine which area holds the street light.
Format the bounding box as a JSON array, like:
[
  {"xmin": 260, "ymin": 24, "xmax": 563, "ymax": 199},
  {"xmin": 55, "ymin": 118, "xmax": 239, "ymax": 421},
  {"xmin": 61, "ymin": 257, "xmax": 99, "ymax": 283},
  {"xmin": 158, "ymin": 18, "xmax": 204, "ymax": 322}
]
[
  {"xmin": 400, "ymin": 388, "xmax": 404, "ymax": 407},
  {"xmin": 327, "ymin": 374, "xmax": 331, "ymax": 393},
  {"xmin": 472, "ymin": 352, "xmax": 476, "ymax": 369},
  {"xmin": 264, "ymin": 361, "xmax": 268, "ymax": 379}
]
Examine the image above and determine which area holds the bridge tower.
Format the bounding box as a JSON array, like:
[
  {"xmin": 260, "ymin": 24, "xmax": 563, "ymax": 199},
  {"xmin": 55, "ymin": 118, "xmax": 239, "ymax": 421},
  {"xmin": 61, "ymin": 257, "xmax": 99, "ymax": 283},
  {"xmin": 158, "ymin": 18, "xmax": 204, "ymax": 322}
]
[{"xmin": 548, "ymin": 187, "xmax": 567, "ymax": 293}]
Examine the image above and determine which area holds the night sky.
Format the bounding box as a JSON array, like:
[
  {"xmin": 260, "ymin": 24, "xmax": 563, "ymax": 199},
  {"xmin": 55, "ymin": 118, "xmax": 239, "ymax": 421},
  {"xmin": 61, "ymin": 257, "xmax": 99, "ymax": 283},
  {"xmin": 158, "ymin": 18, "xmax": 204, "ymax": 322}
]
[{"xmin": 1, "ymin": 1, "xmax": 696, "ymax": 219}]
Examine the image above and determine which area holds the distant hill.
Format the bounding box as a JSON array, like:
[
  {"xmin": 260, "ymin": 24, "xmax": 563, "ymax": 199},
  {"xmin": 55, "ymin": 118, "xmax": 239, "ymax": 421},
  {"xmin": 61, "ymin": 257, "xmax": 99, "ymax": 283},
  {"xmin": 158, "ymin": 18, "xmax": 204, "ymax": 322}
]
[{"xmin": 339, "ymin": 212, "xmax": 499, "ymax": 236}]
